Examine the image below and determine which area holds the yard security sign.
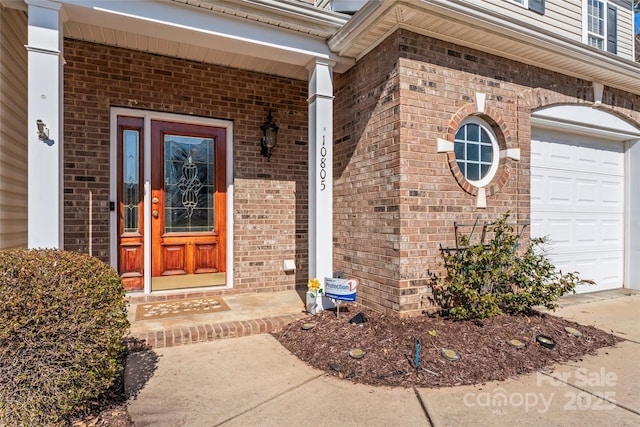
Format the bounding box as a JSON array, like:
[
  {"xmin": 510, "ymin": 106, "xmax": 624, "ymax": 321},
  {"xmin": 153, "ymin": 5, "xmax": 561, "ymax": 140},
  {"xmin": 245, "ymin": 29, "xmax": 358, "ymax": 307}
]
[{"xmin": 324, "ymin": 277, "xmax": 359, "ymax": 302}]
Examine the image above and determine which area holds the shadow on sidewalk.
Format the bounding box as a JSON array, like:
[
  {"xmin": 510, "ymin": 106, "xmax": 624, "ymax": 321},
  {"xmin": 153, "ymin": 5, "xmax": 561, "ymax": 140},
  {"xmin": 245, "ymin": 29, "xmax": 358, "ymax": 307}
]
[{"xmin": 123, "ymin": 338, "xmax": 160, "ymax": 400}]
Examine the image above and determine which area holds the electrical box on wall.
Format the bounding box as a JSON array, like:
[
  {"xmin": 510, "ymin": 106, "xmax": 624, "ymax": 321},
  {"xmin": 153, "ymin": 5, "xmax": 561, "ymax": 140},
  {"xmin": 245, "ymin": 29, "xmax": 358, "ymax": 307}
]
[{"xmin": 283, "ymin": 260, "xmax": 296, "ymax": 272}]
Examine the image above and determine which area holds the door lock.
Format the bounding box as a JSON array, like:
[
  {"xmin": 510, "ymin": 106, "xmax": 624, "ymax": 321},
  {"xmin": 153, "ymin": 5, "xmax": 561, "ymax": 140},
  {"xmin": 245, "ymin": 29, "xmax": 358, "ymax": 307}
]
[{"xmin": 152, "ymin": 209, "xmax": 159, "ymax": 218}]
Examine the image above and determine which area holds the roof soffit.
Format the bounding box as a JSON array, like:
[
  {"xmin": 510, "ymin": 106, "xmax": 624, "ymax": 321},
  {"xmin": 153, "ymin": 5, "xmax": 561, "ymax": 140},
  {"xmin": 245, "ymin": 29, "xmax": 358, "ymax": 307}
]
[{"xmin": 60, "ymin": 0, "xmax": 353, "ymax": 79}]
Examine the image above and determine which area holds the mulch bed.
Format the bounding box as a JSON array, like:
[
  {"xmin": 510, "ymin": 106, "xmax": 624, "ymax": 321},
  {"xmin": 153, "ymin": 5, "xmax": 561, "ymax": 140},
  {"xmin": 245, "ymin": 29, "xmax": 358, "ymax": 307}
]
[
  {"xmin": 72, "ymin": 304, "xmax": 622, "ymax": 425},
  {"xmin": 274, "ymin": 305, "xmax": 623, "ymax": 388}
]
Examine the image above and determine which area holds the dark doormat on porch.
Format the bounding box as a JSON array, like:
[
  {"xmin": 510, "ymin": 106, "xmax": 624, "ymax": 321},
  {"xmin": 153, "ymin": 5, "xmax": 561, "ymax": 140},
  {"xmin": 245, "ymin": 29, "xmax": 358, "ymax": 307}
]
[{"xmin": 135, "ymin": 297, "xmax": 230, "ymax": 321}]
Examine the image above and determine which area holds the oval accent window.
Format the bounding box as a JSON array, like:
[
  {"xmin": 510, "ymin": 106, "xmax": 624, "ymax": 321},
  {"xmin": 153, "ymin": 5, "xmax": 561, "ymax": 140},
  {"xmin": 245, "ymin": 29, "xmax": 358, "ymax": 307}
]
[{"xmin": 454, "ymin": 117, "xmax": 500, "ymax": 188}]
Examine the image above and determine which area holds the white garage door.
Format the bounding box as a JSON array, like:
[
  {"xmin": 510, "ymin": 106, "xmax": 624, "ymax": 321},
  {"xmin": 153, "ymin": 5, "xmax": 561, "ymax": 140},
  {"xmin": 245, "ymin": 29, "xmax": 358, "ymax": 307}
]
[{"xmin": 531, "ymin": 129, "xmax": 624, "ymax": 293}]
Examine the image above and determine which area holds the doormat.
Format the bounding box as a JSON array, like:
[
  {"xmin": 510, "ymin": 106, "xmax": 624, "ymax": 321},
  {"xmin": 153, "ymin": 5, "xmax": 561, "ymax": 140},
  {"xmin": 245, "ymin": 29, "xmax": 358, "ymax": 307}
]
[{"xmin": 135, "ymin": 297, "xmax": 230, "ymax": 321}]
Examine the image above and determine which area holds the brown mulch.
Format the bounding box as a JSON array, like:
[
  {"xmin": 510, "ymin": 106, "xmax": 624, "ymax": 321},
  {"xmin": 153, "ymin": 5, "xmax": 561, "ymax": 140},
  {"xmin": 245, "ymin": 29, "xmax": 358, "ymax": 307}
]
[
  {"xmin": 70, "ymin": 305, "xmax": 622, "ymax": 425},
  {"xmin": 274, "ymin": 305, "xmax": 623, "ymax": 388}
]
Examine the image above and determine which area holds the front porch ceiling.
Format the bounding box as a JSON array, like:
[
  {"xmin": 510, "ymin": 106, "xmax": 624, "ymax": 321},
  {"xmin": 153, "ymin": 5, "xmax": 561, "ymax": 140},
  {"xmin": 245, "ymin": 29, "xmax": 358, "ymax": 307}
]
[
  {"xmin": 59, "ymin": 0, "xmax": 353, "ymax": 80},
  {"xmin": 329, "ymin": 0, "xmax": 640, "ymax": 96}
]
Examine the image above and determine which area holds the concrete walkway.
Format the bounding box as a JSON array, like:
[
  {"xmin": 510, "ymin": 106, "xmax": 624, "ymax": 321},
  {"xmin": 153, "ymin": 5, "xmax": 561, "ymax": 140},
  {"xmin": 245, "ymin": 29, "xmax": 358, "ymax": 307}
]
[{"xmin": 125, "ymin": 291, "xmax": 640, "ymax": 426}]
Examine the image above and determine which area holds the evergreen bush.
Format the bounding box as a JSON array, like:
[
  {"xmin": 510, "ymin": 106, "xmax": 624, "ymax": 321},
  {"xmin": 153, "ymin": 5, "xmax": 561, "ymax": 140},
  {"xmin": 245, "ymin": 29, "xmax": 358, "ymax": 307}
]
[{"xmin": 0, "ymin": 249, "xmax": 129, "ymax": 426}]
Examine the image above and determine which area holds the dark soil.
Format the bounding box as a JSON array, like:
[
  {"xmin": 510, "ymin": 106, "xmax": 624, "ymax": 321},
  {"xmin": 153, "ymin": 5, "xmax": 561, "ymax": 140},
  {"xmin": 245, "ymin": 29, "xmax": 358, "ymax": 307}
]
[{"xmin": 274, "ymin": 305, "xmax": 623, "ymax": 388}]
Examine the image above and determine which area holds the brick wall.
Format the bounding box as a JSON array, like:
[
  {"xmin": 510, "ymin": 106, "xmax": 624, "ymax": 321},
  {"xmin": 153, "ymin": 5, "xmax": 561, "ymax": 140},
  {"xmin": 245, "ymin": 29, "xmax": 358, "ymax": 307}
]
[
  {"xmin": 63, "ymin": 39, "xmax": 309, "ymax": 293},
  {"xmin": 334, "ymin": 29, "xmax": 640, "ymax": 316},
  {"xmin": 333, "ymin": 34, "xmax": 403, "ymax": 314}
]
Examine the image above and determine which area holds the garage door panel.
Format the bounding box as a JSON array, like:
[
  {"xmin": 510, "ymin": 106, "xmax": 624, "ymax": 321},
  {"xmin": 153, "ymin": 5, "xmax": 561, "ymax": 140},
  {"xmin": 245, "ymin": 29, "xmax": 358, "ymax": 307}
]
[
  {"xmin": 531, "ymin": 131, "xmax": 624, "ymax": 293},
  {"xmin": 530, "ymin": 175, "xmax": 543, "ymax": 204},
  {"xmin": 575, "ymin": 179, "xmax": 598, "ymax": 205},
  {"xmin": 545, "ymin": 220, "xmax": 572, "ymax": 247},
  {"xmin": 601, "ymin": 219, "xmax": 624, "ymax": 244},
  {"xmin": 531, "ymin": 172, "xmax": 622, "ymax": 210},
  {"xmin": 545, "ymin": 252, "xmax": 622, "ymax": 293},
  {"xmin": 601, "ymin": 180, "xmax": 624, "ymax": 206},
  {"xmin": 548, "ymin": 176, "xmax": 572, "ymax": 204},
  {"xmin": 575, "ymin": 220, "xmax": 597, "ymax": 246},
  {"xmin": 534, "ymin": 214, "xmax": 623, "ymax": 248},
  {"xmin": 533, "ymin": 133, "xmax": 623, "ymax": 173}
]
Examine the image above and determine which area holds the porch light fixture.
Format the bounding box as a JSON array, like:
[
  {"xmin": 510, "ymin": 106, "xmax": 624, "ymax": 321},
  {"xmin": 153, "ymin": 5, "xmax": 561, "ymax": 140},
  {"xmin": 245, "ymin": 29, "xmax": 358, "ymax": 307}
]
[
  {"xmin": 260, "ymin": 110, "xmax": 279, "ymax": 161},
  {"xmin": 36, "ymin": 119, "xmax": 49, "ymax": 141}
]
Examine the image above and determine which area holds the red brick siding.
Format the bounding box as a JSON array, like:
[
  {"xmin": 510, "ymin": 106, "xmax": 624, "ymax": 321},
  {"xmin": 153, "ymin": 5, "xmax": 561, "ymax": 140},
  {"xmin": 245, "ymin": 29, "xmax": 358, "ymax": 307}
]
[
  {"xmin": 334, "ymin": 29, "xmax": 640, "ymax": 316},
  {"xmin": 63, "ymin": 39, "xmax": 309, "ymax": 294}
]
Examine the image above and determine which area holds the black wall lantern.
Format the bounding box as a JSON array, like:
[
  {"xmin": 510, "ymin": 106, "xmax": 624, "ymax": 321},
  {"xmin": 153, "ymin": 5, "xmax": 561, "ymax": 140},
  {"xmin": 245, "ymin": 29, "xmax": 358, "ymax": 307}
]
[{"xmin": 260, "ymin": 110, "xmax": 279, "ymax": 161}]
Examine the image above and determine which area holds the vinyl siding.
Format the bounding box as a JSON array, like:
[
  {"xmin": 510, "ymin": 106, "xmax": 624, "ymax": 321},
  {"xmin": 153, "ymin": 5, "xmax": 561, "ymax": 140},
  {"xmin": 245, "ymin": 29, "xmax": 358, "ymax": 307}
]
[
  {"xmin": 473, "ymin": 0, "xmax": 635, "ymax": 61},
  {"xmin": 0, "ymin": 8, "xmax": 28, "ymax": 249},
  {"xmin": 614, "ymin": 0, "xmax": 634, "ymax": 59}
]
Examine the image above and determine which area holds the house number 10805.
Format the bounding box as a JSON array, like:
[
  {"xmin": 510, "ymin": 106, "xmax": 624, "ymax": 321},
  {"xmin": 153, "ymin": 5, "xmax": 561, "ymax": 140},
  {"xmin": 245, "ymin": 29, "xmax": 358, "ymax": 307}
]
[{"xmin": 319, "ymin": 135, "xmax": 327, "ymax": 191}]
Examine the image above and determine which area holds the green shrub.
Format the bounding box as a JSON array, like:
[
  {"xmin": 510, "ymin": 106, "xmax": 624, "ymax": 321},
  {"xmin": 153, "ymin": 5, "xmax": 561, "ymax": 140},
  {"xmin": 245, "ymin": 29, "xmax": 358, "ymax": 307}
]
[
  {"xmin": 431, "ymin": 214, "xmax": 593, "ymax": 320},
  {"xmin": 0, "ymin": 249, "xmax": 129, "ymax": 426}
]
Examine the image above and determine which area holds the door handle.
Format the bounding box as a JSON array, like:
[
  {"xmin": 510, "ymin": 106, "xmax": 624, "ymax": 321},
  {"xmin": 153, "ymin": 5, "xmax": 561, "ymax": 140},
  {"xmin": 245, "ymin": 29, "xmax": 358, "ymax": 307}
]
[{"xmin": 152, "ymin": 210, "xmax": 159, "ymax": 218}]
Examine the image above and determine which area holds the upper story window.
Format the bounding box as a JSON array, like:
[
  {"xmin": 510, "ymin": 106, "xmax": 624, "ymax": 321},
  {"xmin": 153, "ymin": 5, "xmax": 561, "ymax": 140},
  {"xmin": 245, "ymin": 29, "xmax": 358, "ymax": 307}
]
[
  {"xmin": 507, "ymin": 0, "xmax": 545, "ymax": 14},
  {"xmin": 586, "ymin": 0, "xmax": 617, "ymax": 54},
  {"xmin": 454, "ymin": 118, "xmax": 500, "ymax": 188}
]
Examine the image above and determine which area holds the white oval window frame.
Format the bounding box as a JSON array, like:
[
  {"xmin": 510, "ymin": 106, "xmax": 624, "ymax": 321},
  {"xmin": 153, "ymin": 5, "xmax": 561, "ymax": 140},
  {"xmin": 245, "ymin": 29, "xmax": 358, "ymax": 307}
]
[{"xmin": 453, "ymin": 117, "xmax": 500, "ymax": 188}]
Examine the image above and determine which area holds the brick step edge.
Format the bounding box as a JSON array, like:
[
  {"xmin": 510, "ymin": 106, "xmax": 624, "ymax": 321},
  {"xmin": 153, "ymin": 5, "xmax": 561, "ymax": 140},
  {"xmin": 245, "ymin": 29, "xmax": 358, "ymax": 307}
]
[{"xmin": 126, "ymin": 313, "xmax": 307, "ymax": 349}]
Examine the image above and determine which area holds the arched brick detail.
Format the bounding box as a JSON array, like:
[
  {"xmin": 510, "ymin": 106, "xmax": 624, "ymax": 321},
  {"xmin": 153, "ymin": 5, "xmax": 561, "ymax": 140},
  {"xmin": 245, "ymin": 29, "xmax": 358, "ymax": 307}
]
[
  {"xmin": 519, "ymin": 86, "xmax": 640, "ymax": 129},
  {"xmin": 518, "ymin": 86, "xmax": 593, "ymax": 111},
  {"xmin": 445, "ymin": 104, "xmax": 513, "ymax": 197}
]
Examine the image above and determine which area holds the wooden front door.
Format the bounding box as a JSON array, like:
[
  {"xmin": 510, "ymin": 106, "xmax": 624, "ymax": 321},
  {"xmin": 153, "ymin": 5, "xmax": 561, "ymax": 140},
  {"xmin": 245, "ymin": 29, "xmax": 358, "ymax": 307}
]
[{"xmin": 150, "ymin": 120, "xmax": 226, "ymax": 290}]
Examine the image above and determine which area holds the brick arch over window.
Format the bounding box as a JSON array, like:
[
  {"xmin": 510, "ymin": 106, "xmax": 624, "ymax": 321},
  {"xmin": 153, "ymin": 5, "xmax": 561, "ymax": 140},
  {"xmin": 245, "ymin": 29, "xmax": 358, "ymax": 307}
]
[{"xmin": 444, "ymin": 104, "xmax": 513, "ymax": 197}]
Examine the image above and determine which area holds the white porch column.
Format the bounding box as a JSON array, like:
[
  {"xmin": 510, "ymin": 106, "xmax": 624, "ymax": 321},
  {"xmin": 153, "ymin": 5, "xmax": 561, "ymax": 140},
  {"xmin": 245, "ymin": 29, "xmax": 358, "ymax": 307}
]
[
  {"xmin": 26, "ymin": 0, "xmax": 64, "ymax": 248},
  {"xmin": 307, "ymin": 58, "xmax": 335, "ymax": 281}
]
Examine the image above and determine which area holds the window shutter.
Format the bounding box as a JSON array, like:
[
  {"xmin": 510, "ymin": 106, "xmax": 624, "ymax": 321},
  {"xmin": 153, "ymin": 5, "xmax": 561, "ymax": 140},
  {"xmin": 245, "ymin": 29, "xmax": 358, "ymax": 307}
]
[
  {"xmin": 607, "ymin": 4, "xmax": 617, "ymax": 54},
  {"xmin": 528, "ymin": 0, "xmax": 545, "ymax": 14}
]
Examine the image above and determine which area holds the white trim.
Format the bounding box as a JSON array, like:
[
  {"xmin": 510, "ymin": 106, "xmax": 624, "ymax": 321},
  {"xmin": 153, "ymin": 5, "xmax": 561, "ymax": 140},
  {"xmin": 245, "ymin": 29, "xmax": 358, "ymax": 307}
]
[
  {"xmin": 109, "ymin": 108, "xmax": 234, "ymax": 294},
  {"xmin": 475, "ymin": 92, "xmax": 486, "ymax": 113},
  {"xmin": 476, "ymin": 187, "xmax": 487, "ymax": 209},
  {"xmin": 437, "ymin": 138, "xmax": 454, "ymax": 153},
  {"xmin": 307, "ymin": 59, "xmax": 334, "ymax": 286},
  {"xmin": 582, "ymin": 0, "xmax": 616, "ymax": 51},
  {"xmin": 508, "ymin": 0, "xmax": 528, "ymax": 8},
  {"xmin": 532, "ymin": 105, "xmax": 640, "ymax": 140},
  {"xmin": 455, "ymin": 116, "xmax": 500, "ymax": 188},
  {"xmin": 24, "ymin": 0, "xmax": 62, "ymax": 11},
  {"xmin": 592, "ymin": 81, "xmax": 604, "ymax": 106},
  {"xmin": 625, "ymin": 138, "xmax": 640, "ymax": 290},
  {"xmin": 27, "ymin": 0, "xmax": 64, "ymax": 249},
  {"xmin": 143, "ymin": 116, "xmax": 151, "ymax": 294},
  {"xmin": 500, "ymin": 148, "xmax": 521, "ymax": 161}
]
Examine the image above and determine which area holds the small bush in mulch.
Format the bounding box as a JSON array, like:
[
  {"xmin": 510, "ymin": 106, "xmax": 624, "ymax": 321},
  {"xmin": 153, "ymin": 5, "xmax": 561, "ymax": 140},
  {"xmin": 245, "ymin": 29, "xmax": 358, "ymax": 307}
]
[
  {"xmin": 433, "ymin": 213, "xmax": 594, "ymax": 320},
  {"xmin": 274, "ymin": 305, "xmax": 623, "ymax": 388},
  {"xmin": 0, "ymin": 249, "xmax": 130, "ymax": 426}
]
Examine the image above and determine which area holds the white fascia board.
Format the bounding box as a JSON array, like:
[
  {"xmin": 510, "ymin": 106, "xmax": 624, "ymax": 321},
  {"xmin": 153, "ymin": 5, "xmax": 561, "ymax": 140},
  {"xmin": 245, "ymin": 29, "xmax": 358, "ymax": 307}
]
[
  {"xmin": 230, "ymin": 0, "xmax": 350, "ymax": 28},
  {"xmin": 62, "ymin": 0, "xmax": 336, "ymax": 64}
]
